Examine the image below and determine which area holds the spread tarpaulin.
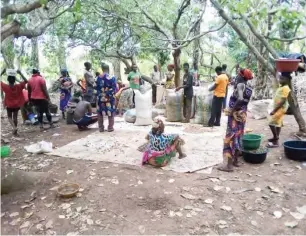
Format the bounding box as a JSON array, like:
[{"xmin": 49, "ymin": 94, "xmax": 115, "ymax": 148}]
[{"xmin": 49, "ymin": 120, "xmax": 224, "ymax": 173}]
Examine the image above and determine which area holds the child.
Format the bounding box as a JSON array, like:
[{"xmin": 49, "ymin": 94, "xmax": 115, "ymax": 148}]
[
  {"xmin": 267, "ymin": 75, "xmax": 291, "ymax": 147},
  {"xmin": 0, "ymin": 69, "xmax": 28, "ymax": 136}
]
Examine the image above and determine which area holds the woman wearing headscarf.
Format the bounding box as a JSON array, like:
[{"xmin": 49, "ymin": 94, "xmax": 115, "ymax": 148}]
[
  {"xmin": 141, "ymin": 118, "xmax": 186, "ymax": 167},
  {"xmin": 0, "ymin": 68, "xmax": 27, "ymax": 136},
  {"xmin": 165, "ymin": 64, "xmax": 175, "ymax": 89},
  {"xmin": 218, "ymin": 68, "xmax": 253, "ymax": 172},
  {"xmin": 58, "ymin": 68, "xmax": 72, "ymax": 119}
]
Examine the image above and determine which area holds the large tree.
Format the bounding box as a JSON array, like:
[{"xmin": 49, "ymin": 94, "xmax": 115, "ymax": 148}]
[{"xmin": 66, "ymin": 0, "xmax": 227, "ymax": 85}]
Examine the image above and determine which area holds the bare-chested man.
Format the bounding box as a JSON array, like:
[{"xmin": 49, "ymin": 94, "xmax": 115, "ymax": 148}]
[{"xmin": 72, "ymin": 97, "xmax": 98, "ymax": 131}]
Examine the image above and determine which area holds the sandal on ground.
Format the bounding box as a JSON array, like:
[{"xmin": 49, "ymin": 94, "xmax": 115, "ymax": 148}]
[{"xmin": 267, "ymin": 142, "xmax": 279, "ymax": 148}]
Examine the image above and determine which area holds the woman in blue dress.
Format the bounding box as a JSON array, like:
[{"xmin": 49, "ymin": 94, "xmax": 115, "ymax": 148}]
[
  {"xmin": 58, "ymin": 69, "xmax": 72, "ymax": 119},
  {"xmin": 96, "ymin": 63, "xmax": 117, "ymax": 132}
]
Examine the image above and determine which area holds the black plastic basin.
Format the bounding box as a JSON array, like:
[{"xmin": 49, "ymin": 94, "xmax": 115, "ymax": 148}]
[
  {"xmin": 242, "ymin": 147, "xmax": 268, "ymax": 164},
  {"xmin": 283, "ymin": 140, "xmax": 306, "ymax": 161}
]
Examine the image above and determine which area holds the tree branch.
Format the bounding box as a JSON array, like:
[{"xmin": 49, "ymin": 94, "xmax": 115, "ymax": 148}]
[
  {"xmin": 184, "ymin": 0, "xmax": 207, "ymax": 40},
  {"xmin": 16, "ymin": 19, "xmax": 53, "ymax": 39},
  {"xmin": 173, "ymin": 0, "xmax": 191, "ymax": 39},
  {"xmin": 241, "ymin": 14, "xmax": 279, "ymax": 59},
  {"xmin": 178, "ymin": 20, "xmax": 228, "ymax": 49},
  {"xmin": 1, "ymin": 0, "xmax": 44, "ymax": 19},
  {"xmin": 210, "ymin": 0, "xmax": 276, "ymax": 76},
  {"xmin": 267, "ymin": 35, "xmax": 306, "ymax": 42},
  {"xmin": 48, "ymin": 0, "xmax": 76, "ymax": 20},
  {"xmin": 133, "ymin": 0, "xmax": 171, "ymax": 39}
]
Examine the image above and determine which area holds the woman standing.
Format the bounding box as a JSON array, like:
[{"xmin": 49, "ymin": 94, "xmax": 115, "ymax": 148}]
[
  {"xmin": 58, "ymin": 69, "xmax": 72, "ymax": 119},
  {"xmin": 165, "ymin": 64, "xmax": 175, "ymax": 89},
  {"xmin": 0, "ymin": 69, "xmax": 27, "ymax": 136},
  {"xmin": 28, "ymin": 69, "xmax": 54, "ymax": 130},
  {"xmin": 218, "ymin": 69, "xmax": 253, "ymax": 172},
  {"xmin": 141, "ymin": 118, "xmax": 186, "ymax": 167},
  {"xmin": 96, "ymin": 63, "xmax": 117, "ymax": 132}
]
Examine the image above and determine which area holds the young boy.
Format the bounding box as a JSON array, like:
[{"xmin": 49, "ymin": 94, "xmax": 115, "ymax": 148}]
[
  {"xmin": 208, "ymin": 66, "xmax": 229, "ymax": 127},
  {"xmin": 268, "ymin": 75, "xmax": 291, "ymax": 147},
  {"xmin": 0, "ymin": 69, "xmax": 28, "ymax": 136},
  {"xmin": 175, "ymin": 62, "xmax": 194, "ymax": 123}
]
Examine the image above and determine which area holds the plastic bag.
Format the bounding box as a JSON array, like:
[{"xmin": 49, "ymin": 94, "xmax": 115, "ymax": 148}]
[
  {"xmin": 124, "ymin": 109, "xmax": 136, "ymax": 123},
  {"xmin": 248, "ymin": 99, "xmax": 273, "ymax": 120},
  {"xmin": 24, "ymin": 141, "xmax": 53, "ymax": 154},
  {"xmin": 134, "ymin": 89, "xmax": 153, "ymax": 126}
]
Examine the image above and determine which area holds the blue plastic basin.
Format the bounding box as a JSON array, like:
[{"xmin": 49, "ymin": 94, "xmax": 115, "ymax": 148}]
[{"xmin": 283, "ymin": 140, "xmax": 306, "ymax": 161}]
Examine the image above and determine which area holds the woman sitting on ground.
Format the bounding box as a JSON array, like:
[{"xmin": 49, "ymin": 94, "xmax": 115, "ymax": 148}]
[{"xmin": 141, "ymin": 118, "xmax": 186, "ymax": 167}]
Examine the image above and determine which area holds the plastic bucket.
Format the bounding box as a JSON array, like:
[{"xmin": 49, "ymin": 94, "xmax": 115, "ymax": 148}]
[
  {"xmin": 1, "ymin": 146, "xmax": 11, "ymax": 158},
  {"xmin": 242, "ymin": 134, "xmax": 262, "ymax": 150}
]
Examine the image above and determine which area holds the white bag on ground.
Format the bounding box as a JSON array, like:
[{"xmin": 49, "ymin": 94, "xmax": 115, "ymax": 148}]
[
  {"xmin": 248, "ymin": 99, "xmax": 273, "ymax": 120},
  {"xmin": 166, "ymin": 90, "xmax": 183, "ymax": 122},
  {"xmin": 134, "ymin": 89, "xmax": 153, "ymax": 126},
  {"xmin": 24, "ymin": 141, "xmax": 53, "ymax": 154},
  {"xmin": 124, "ymin": 109, "xmax": 136, "ymax": 123}
]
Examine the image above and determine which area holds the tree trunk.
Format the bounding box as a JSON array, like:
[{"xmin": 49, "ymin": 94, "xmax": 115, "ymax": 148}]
[
  {"xmin": 253, "ymin": 45, "xmax": 269, "ymax": 100},
  {"xmin": 1, "ymin": 21, "xmax": 21, "ymax": 42},
  {"xmin": 112, "ymin": 59, "xmax": 121, "ymax": 79},
  {"xmin": 173, "ymin": 48, "xmax": 181, "ymax": 87},
  {"xmin": 192, "ymin": 22, "xmax": 201, "ymax": 67},
  {"xmin": 57, "ymin": 36, "xmax": 66, "ymax": 70},
  {"xmin": 31, "ymin": 37, "xmax": 39, "ymax": 69},
  {"xmin": 288, "ymin": 80, "xmax": 306, "ymax": 134},
  {"xmin": 1, "ymin": 167, "xmax": 47, "ymax": 194},
  {"xmin": 1, "ymin": 37, "xmax": 15, "ymax": 68}
]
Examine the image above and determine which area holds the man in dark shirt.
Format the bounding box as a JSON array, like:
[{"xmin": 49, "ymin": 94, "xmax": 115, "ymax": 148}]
[{"xmin": 175, "ymin": 62, "xmax": 193, "ymax": 123}]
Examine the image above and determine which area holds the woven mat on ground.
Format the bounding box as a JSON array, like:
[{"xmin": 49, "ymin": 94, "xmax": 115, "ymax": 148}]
[{"xmin": 49, "ymin": 122, "xmax": 224, "ymax": 173}]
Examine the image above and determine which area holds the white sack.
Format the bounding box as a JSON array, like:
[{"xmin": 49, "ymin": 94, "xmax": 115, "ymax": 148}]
[{"xmin": 134, "ymin": 89, "xmax": 153, "ymax": 126}]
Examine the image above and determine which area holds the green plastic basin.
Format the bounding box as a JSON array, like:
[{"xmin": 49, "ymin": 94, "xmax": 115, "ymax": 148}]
[
  {"xmin": 1, "ymin": 146, "xmax": 10, "ymax": 158},
  {"xmin": 242, "ymin": 134, "xmax": 262, "ymax": 150}
]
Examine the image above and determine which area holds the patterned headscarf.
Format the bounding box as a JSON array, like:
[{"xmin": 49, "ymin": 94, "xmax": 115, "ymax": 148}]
[{"xmin": 152, "ymin": 118, "xmax": 164, "ymax": 135}]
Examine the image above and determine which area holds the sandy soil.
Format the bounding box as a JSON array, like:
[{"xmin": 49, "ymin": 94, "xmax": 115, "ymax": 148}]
[{"xmin": 1, "ymin": 111, "xmax": 306, "ymax": 235}]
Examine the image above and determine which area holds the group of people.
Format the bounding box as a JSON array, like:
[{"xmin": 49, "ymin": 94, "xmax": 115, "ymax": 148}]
[
  {"xmin": 141, "ymin": 63, "xmax": 292, "ymax": 172},
  {"xmin": 1, "ymin": 60, "xmax": 292, "ymax": 173},
  {"xmin": 1, "ymin": 68, "xmax": 55, "ymax": 136}
]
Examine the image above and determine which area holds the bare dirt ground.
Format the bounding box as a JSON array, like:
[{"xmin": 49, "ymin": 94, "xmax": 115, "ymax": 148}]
[{"xmin": 1, "ymin": 111, "xmax": 306, "ymax": 235}]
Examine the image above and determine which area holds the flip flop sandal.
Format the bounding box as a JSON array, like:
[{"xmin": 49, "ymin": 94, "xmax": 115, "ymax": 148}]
[{"xmin": 267, "ymin": 142, "xmax": 279, "ymax": 148}]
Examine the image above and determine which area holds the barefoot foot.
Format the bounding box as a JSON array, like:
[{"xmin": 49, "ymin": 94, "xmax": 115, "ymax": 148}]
[
  {"xmin": 217, "ymin": 165, "xmax": 234, "ymax": 172},
  {"xmin": 178, "ymin": 153, "xmax": 187, "ymax": 159}
]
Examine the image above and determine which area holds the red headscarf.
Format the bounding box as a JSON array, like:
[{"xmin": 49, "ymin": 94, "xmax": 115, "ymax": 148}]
[
  {"xmin": 240, "ymin": 69, "xmax": 253, "ymax": 80},
  {"xmin": 167, "ymin": 64, "xmax": 175, "ymax": 70}
]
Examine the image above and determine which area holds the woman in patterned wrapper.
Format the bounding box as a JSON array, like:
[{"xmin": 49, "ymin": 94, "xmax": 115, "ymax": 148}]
[
  {"xmin": 141, "ymin": 118, "xmax": 186, "ymax": 167},
  {"xmin": 218, "ymin": 68, "xmax": 253, "ymax": 172}
]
